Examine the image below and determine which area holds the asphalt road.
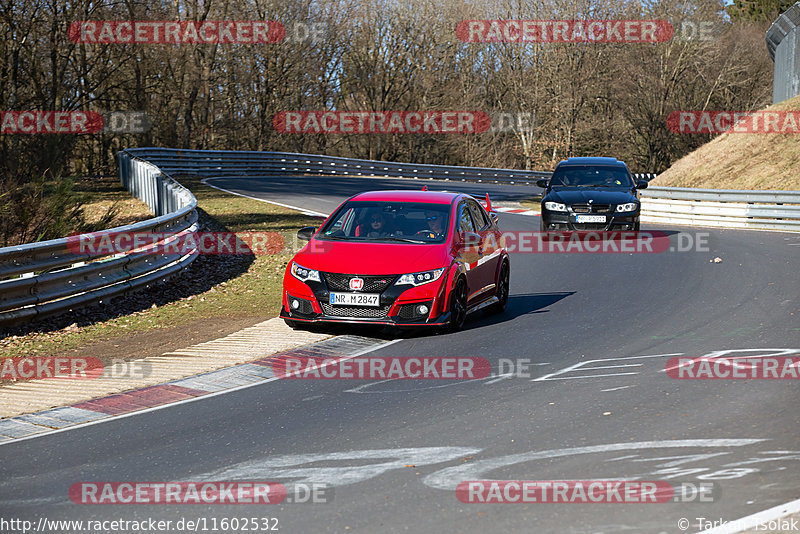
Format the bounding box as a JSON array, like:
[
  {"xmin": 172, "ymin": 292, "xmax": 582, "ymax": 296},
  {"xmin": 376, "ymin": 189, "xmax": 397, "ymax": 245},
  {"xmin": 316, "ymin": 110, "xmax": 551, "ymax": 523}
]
[
  {"xmin": 201, "ymin": 174, "xmax": 543, "ymax": 215},
  {"xmin": 1, "ymin": 175, "xmax": 799, "ymax": 534}
]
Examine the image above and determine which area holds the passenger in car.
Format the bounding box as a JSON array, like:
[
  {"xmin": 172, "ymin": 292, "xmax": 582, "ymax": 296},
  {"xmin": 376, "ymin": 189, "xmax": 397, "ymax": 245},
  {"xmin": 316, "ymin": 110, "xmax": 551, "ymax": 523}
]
[{"xmin": 364, "ymin": 210, "xmax": 391, "ymax": 238}]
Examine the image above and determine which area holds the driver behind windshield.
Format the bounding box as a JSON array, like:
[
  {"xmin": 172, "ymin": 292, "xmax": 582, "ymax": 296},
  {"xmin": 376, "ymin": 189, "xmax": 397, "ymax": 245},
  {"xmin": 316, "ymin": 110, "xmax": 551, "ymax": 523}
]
[{"xmin": 425, "ymin": 211, "xmax": 444, "ymax": 236}]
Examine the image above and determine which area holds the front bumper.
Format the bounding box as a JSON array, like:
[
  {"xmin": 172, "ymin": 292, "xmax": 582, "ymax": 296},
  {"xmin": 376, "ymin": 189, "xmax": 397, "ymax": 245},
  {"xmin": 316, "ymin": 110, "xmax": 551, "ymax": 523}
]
[
  {"xmin": 281, "ymin": 270, "xmax": 452, "ymax": 327},
  {"xmin": 541, "ymin": 210, "xmax": 638, "ymax": 231}
]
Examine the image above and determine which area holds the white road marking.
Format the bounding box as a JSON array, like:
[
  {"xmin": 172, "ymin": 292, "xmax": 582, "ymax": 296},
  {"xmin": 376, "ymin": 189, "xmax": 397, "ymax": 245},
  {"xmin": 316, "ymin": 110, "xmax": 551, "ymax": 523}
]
[
  {"xmin": 201, "ymin": 178, "xmax": 329, "ymax": 217},
  {"xmin": 483, "ymin": 373, "xmax": 515, "ymax": 385},
  {"xmin": 661, "ymin": 348, "xmax": 800, "ymax": 373},
  {"xmin": 698, "ymin": 497, "xmax": 800, "ymax": 533},
  {"xmin": 606, "ymin": 454, "xmax": 641, "ymax": 462},
  {"xmin": 198, "ymin": 446, "xmax": 482, "ymax": 488},
  {"xmin": 536, "ymin": 372, "xmax": 640, "ymax": 381},
  {"xmin": 601, "ymin": 385, "xmax": 632, "ymax": 392},
  {"xmin": 422, "ymin": 439, "xmax": 766, "ymax": 490},
  {"xmin": 532, "ymin": 353, "xmax": 683, "ymax": 382}
]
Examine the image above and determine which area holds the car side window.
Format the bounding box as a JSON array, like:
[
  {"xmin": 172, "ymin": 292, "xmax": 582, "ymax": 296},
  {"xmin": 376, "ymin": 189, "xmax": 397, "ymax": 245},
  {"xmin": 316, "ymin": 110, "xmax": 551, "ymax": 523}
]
[
  {"xmin": 458, "ymin": 203, "xmax": 477, "ymax": 233},
  {"xmin": 467, "ymin": 200, "xmax": 489, "ymax": 230}
]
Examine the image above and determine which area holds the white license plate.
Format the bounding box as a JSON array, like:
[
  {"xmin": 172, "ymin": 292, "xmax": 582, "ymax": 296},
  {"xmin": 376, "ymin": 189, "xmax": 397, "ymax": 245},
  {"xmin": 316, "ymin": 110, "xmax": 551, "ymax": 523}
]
[
  {"xmin": 329, "ymin": 292, "xmax": 380, "ymax": 307},
  {"xmin": 575, "ymin": 215, "xmax": 607, "ymax": 223}
]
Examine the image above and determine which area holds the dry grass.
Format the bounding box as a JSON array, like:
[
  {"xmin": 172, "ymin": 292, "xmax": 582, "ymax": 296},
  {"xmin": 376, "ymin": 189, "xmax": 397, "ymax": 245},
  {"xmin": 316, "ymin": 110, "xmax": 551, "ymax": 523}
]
[
  {"xmin": 75, "ymin": 175, "xmax": 153, "ymax": 227},
  {"xmin": 652, "ymin": 95, "xmax": 800, "ymax": 190}
]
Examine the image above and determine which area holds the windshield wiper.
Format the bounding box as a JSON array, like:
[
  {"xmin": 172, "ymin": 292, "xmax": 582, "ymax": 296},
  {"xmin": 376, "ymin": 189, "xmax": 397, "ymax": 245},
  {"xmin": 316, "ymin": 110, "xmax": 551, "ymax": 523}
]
[{"xmin": 376, "ymin": 236, "xmax": 428, "ymax": 244}]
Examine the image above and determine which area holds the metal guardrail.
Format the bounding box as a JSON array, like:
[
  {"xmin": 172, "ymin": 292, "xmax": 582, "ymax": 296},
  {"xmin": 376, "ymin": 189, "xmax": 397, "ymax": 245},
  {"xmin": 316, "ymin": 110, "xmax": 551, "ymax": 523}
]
[
  {"xmin": 122, "ymin": 148, "xmax": 799, "ymax": 231},
  {"xmin": 766, "ymin": 2, "xmax": 800, "ymax": 103},
  {"xmin": 122, "ymin": 148, "xmax": 552, "ymax": 185},
  {"xmin": 640, "ymin": 187, "xmax": 800, "ymax": 231},
  {"xmin": 0, "ymin": 154, "xmax": 198, "ymax": 327}
]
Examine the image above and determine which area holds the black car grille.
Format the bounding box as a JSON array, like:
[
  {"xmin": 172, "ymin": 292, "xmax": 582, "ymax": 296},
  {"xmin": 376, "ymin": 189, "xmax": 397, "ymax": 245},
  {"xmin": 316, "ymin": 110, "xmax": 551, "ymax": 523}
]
[
  {"xmin": 322, "ymin": 273, "xmax": 397, "ymax": 293},
  {"xmin": 571, "ymin": 223, "xmax": 609, "ymax": 231},
  {"xmin": 320, "ymin": 302, "xmax": 391, "ymax": 318},
  {"xmin": 571, "ymin": 204, "xmax": 611, "ymax": 214}
]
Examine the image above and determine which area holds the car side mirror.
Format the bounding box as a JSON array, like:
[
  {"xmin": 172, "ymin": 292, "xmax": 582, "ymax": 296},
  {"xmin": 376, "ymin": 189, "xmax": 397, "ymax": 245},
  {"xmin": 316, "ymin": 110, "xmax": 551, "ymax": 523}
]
[
  {"xmin": 297, "ymin": 226, "xmax": 316, "ymax": 241},
  {"xmin": 636, "ymin": 180, "xmax": 649, "ymax": 190},
  {"xmin": 536, "ymin": 178, "xmax": 550, "ymax": 189},
  {"xmin": 489, "ymin": 211, "xmax": 499, "ymax": 225}
]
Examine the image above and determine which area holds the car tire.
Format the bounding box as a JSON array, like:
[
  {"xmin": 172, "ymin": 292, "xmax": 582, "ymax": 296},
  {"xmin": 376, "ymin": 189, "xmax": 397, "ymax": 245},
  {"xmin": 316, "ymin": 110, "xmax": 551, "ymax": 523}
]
[
  {"xmin": 539, "ymin": 218, "xmax": 547, "ymax": 232},
  {"xmin": 489, "ymin": 261, "xmax": 510, "ymax": 314},
  {"xmin": 634, "ymin": 220, "xmax": 641, "ymax": 231},
  {"xmin": 445, "ymin": 277, "xmax": 468, "ymax": 333}
]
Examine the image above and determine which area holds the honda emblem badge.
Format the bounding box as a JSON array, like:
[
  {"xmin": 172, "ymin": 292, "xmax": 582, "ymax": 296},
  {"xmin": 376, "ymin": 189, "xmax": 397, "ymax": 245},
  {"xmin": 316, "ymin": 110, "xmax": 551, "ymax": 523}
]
[{"xmin": 349, "ymin": 277, "xmax": 364, "ymax": 290}]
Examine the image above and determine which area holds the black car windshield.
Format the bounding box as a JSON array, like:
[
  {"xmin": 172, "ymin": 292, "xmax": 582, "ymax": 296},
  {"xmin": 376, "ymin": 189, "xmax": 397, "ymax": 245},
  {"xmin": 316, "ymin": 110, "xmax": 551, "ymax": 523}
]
[
  {"xmin": 551, "ymin": 166, "xmax": 634, "ymax": 187},
  {"xmin": 317, "ymin": 201, "xmax": 451, "ymax": 243}
]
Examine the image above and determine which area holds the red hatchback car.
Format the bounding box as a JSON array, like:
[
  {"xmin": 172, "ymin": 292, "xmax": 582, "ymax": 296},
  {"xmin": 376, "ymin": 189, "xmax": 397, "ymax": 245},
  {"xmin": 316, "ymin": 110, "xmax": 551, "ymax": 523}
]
[{"xmin": 280, "ymin": 190, "xmax": 510, "ymax": 332}]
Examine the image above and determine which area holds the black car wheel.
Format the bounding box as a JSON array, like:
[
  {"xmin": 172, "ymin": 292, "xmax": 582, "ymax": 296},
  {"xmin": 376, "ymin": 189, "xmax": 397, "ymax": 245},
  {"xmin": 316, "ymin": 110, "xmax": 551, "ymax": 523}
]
[
  {"xmin": 446, "ymin": 277, "xmax": 468, "ymax": 332},
  {"xmin": 489, "ymin": 261, "xmax": 510, "ymax": 314},
  {"xmin": 539, "ymin": 218, "xmax": 547, "ymax": 232}
]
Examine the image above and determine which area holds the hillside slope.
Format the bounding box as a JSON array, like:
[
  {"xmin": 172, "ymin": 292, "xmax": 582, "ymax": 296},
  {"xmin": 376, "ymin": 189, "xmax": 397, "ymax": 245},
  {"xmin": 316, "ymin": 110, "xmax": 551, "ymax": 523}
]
[{"xmin": 652, "ymin": 95, "xmax": 800, "ymax": 190}]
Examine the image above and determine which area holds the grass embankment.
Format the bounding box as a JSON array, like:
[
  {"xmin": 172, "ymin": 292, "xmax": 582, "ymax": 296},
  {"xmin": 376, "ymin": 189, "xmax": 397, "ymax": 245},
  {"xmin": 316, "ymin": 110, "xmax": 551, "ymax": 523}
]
[
  {"xmin": 76, "ymin": 175, "xmax": 152, "ymax": 228},
  {"xmin": 518, "ymin": 196, "xmax": 542, "ymax": 211},
  {"xmin": 652, "ymin": 95, "xmax": 800, "ymax": 190},
  {"xmin": 0, "ymin": 177, "xmax": 320, "ymax": 358}
]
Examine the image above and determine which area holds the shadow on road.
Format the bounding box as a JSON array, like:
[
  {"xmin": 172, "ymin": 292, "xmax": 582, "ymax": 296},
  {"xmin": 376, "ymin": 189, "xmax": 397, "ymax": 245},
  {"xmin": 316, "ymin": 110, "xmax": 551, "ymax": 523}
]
[
  {"xmin": 469, "ymin": 291, "xmax": 575, "ymax": 329},
  {"xmin": 296, "ymin": 291, "xmax": 575, "ymax": 340}
]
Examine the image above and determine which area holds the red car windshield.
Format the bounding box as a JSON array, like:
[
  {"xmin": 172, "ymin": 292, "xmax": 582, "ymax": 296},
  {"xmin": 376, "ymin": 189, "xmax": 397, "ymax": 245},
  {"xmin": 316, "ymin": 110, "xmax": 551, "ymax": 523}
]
[{"xmin": 317, "ymin": 201, "xmax": 451, "ymax": 243}]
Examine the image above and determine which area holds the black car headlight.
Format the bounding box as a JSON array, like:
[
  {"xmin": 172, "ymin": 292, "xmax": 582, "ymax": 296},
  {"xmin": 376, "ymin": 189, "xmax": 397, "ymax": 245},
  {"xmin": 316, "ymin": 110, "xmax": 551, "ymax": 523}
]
[
  {"xmin": 291, "ymin": 261, "xmax": 321, "ymax": 283},
  {"xmin": 544, "ymin": 201, "xmax": 567, "ymax": 212},
  {"xmin": 615, "ymin": 202, "xmax": 638, "ymax": 213},
  {"xmin": 395, "ymin": 268, "xmax": 445, "ymax": 287}
]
